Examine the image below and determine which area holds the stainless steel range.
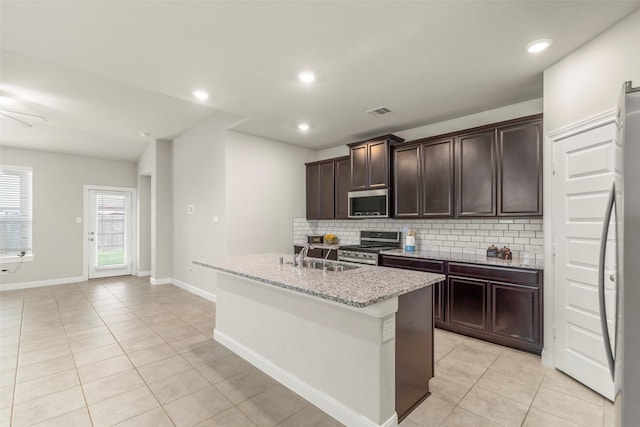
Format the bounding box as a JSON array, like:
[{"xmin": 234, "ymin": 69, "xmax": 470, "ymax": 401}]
[{"xmin": 338, "ymin": 231, "xmax": 401, "ymax": 266}]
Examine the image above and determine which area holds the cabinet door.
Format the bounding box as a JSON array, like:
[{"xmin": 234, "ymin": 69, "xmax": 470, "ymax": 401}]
[
  {"xmin": 490, "ymin": 282, "xmax": 539, "ymax": 345},
  {"xmin": 448, "ymin": 276, "xmax": 488, "ymax": 331},
  {"xmin": 393, "ymin": 145, "xmax": 421, "ymax": 218},
  {"xmin": 334, "ymin": 157, "xmax": 350, "ymax": 219},
  {"xmin": 422, "ymin": 138, "xmax": 454, "ymax": 217},
  {"xmin": 497, "ymin": 120, "xmax": 543, "ymax": 216},
  {"xmin": 456, "ymin": 130, "xmax": 496, "ymax": 216},
  {"xmin": 319, "ymin": 162, "xmax": 335, "ymax": 219},
  {"xmin": 323, "ymin": 249, "xmax": 338, "ymax": 261},
  {"xmin": 368, "ymin": 140, "xmax": 389, "ymax": 189},
  {"xmin": 350, "ymin": 145, "xmax": 368, "ymax": 190},
  {"xmin": 306, "ymin": 164, "xmax": 320, "ymax": 220}
]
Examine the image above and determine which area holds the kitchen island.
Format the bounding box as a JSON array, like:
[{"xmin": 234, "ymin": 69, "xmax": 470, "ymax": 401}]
[{"xmin": 195, "ymin": 253, "xmax": 445, "ymax": 427}]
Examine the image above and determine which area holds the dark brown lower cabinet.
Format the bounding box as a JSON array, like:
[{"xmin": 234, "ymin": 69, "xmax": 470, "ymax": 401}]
[
  {"xmin": 396, "ymin": 285, "xmax": 433, "ymax": 422},
  {"xmin": 447, "ymin": 276, "xmax": 488, "ymax": 332},
  {"xmin": 380, "ymin": 255, "xmax": 543, "ymax": 354},
  {"xmin": 490, "ymin": 282, "xmax": 539, "ymax": 345},
  {"xmin": 379, "ymin": 255, "xmax": 446, "ymax": 327}
]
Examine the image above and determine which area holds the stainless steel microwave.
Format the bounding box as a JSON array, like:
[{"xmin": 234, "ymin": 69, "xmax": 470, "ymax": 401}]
[{"xmin": 348, "ymin": 189, "xmax": 389, "ymax": 218}]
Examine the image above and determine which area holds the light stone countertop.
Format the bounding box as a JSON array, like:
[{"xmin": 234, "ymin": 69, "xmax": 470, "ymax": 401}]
[
  {"xmin": 194, "ymin": 253, "xmax": 445, "ymax": 308},
  {"xmin": 380, "ymin": 248, "xmax": 544, "ymax": 270}
]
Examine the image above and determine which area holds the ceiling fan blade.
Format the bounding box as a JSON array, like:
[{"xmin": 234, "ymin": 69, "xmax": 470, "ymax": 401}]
[
  {"xmin": 0, "ymin": 109, "xmax": 47, "ymax": 122},
  {"xmin": 0, "ymin": 111, "xmax": 33, "ymax": 127}
]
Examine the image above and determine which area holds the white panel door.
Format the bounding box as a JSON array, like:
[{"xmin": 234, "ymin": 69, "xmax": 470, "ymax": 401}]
[
  {"xmin": 88, "ymin": 190, "xmax": 132, "ymax": 279},
  {"xmin": 553, "ymin": 122, "xmax": 617, "ymax": 399}
]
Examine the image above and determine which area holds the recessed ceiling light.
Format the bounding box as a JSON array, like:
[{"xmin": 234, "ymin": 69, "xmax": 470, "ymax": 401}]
[
  {"xmin": 297, "ymin": 123, "xmax": 310, "ymax": 131},
  {"xmin": 192, "ymin": 90, "xmax": 209, "ymax": 100},
  {"xmin": 526, "ymin": 39, "xmax": 553, "ymax": 54},
  {"xmin": 297, "ymin": 71, "xmax": 316, "ymax": 84},
  {"xmin": 0, "ymin": 96, "xmax": 16, "ymax": 106}
]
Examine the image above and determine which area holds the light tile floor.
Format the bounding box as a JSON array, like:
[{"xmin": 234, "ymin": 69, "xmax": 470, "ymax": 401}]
[{"xmin": 0, "ymin": 276, "xmax": 614, "ymax": 427}]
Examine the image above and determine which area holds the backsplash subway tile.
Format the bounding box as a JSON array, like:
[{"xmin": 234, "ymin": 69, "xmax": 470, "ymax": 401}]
[{"xmin": 293, "ymin": 218, "xmax": 544, "ymax": 260}]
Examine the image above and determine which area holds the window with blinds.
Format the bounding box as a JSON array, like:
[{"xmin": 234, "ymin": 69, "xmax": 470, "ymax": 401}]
[{"xmin": 0, "ymin": 165, "xmax": 33, "ymax": 257}]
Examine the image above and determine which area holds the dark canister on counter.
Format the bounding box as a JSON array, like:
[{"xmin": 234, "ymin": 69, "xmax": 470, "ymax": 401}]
[
  {"xmin": 498, "ymin": 246, "xmax": 512, "ymax": 260},
  {"xmin": 486, "ymin": 245, "xmax": 499, "ymax": 258}
]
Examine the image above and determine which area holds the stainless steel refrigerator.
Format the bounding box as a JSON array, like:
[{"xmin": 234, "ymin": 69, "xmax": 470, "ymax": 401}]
[{"xmin": 599, "ymin": 81, "xmax": 640, "ymax": 427}]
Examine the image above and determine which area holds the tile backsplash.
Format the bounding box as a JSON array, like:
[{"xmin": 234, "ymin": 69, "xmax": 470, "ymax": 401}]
[{"xmin": 294, "ymin": 217, "xmax": 544, "ymax": 260}]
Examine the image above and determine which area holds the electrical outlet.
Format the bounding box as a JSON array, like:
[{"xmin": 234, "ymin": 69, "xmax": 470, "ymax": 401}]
[
  {"xmin": 1, "ymin": 269, "xmax": 8, "ymax": 275},
  {"xmin": 382, "ymin": 317, "xmax": 395, "ymax": 342}
]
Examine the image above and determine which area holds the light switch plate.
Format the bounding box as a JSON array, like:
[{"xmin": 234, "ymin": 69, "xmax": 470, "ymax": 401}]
[
  {"xmin": 75, "ymin": 217, "xmax": 82, "ymax": 224},
  {"xmin": 187, "ymin": 205, "xmax": 194, "ymax": 215},
  {"xmin": 382, "ymin": 317, "xmax": 395, "ymax": 342}
]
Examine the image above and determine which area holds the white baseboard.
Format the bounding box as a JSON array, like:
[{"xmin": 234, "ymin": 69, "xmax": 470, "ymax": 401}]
[
  {"xmin": 171, "ymin": 278, "xmax": 216, "ymax": 303},
  {"xmin": 137, "ymin": 270, "xmax": 151, "ymax": 277},
  {"xmin": 214, "ymin": 329, "xmax": 398, "ymax": 427},
  {"xmin": 0, "ymin": 275, "xmax": 85, "ymax": 291},
  {"xmin": 150, "ymin": 277, "xmax": 172, "ymax": 285}
]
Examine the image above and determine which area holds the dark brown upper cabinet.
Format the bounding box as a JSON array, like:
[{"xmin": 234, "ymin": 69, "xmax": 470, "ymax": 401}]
[
  {"xmin": 349, "ymin": 135, "xmax": 404, "ymax": 191},
  {"xmin": 334, "ymin": 157, "xmax": 351, "ymax": 219},
  {"xmin": 497, "ymin": 119, "xmax": 543, "ymax": 216},
  {"xmin": 454, "ymin": 115, "xmax": 542, "ymax": 218},
  {"xmin": 393, "ymin": 138, "xmax": 455, "ymax": 219},
  {"xmin": 455, "ymin": 129, "xmax": 497, "ymax": 217},
  {"xmin": 422, "ymin": 138, "xmax": 455, "ymax": 217},
  {"xmin": 393, "ymin": 145, "xmax": 421, "ymax": 218},
  {"xmin": 305, "ymin": 156, "xmax": 350, "ymax": 220}
]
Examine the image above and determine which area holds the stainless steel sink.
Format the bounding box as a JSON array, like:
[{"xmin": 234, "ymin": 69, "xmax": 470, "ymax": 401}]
[{"xmin": 302, "ymin": 260, "xmax": 360, "ymax": 272}]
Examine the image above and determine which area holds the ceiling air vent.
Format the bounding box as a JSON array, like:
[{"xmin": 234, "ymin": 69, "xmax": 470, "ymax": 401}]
[{"xmin": 366, "ymin": 106, "xmax": 392, "ymax": 116}]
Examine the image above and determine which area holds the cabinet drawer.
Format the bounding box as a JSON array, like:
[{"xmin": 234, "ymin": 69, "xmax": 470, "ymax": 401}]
[
  {"xmin": 381, "ymin": 255, "xmax": 445, "ymax": 273},
  {"xmin": 447, "ymin": 262, "xmax": 540, "ymax": 287}
]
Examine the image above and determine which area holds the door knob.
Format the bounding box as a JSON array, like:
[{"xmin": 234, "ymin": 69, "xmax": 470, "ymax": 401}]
[{"xmin": 609, "ymin": 274, "xmax": 615, "ymax": 282}]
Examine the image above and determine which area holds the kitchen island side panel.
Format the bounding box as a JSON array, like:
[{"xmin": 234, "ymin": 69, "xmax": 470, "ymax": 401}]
[{"xmin": 214, "ymin": 272, "xmax": 398, "ymax": 427}]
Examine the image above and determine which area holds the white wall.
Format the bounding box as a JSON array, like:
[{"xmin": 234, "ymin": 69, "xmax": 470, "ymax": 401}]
[
  {"xmin": 153, "ymin": 140, "xmax": 173, "ymax": 282},
  {"xmin": 543, "ymin": 9, "xmax": 640, "ymax": 133},
  {"xmin": 225, "ymin": 131, "xmax": 316, "ymax": 256},
  {"xmin": 0, "ymin": 147, "xmax": 137, "ymax": 287},
  {"xmin": 138, "ymin": 174, "xmax": 151, "ymax": 274},
  {"xmin": 136, "ymin": 139, "xmax": 174, "ymax": 284},
  {"xmin": 316, "ymin": 98, "xmax": 543, "ymax": 161},
  {"xmin": 172, "ymin": 119, "xmax": 227, "ymax": 297}
]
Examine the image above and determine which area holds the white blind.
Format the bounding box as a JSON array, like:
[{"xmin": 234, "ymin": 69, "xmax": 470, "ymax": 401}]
[{"xmin": 0, "ymin": 165, "xmax": 33, "ymax": 256}]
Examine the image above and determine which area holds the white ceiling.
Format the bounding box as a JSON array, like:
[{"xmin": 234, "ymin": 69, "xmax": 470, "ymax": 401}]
[{"xmin": 1, "ymin": 1, "xmax": 639, "ymax": 161}]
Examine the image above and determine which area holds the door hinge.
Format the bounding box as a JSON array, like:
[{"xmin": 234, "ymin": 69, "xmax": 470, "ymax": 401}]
[
  {"xmin": 553, "ymin": 326, "xmax": 557, "ymax": 339},
  {"xmin": 552, "ymin": 243, "xmax": 556, "ymax": 257},
  {"xmin": 552, "ymin": 161, "xmax": 557, "ymax": 176}
]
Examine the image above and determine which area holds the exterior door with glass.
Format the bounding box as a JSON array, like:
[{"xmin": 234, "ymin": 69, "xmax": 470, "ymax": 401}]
[{"xmin": 88, "ymin": 189, "xmax": 132, "ymax": 278}]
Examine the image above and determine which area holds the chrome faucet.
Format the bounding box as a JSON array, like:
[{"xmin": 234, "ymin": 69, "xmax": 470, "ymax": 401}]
[{"xmin": 296, "ymin": 245, "xmax": 311, "ymax": 267}]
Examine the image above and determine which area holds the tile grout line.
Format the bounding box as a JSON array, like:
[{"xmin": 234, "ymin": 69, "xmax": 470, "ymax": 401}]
[
  {"xmin": 436, "ymin": 338, "xmax": 514, "ymax": 427},
  {"xmin": 55, "ymin": 282, "xmax": 97, "ymax": 427},
  {"xmin": 83, "ymin": 277, "xmax": 178, "ymax": 427},
  {"xmin": 7, "ymin": 293, "xmax": 25, "ymax": 427},
  {"xmin": 100, "ymin": 277, "xmax": 316, "ymax": 427}
]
